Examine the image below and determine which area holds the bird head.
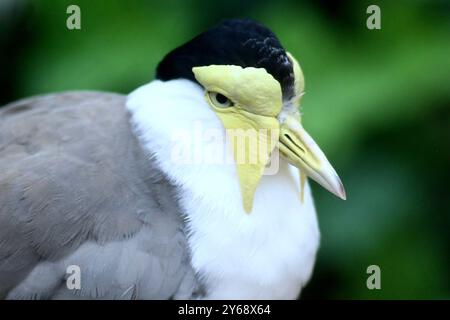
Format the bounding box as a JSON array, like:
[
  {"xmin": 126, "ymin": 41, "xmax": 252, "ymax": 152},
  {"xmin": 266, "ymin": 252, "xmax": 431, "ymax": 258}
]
[{"xmin": 156, "ymin": 19, "xmax": 345, "ymax": 213}]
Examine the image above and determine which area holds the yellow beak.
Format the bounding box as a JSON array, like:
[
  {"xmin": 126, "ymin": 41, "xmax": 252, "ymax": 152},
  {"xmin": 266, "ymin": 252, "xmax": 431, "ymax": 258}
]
[{"xmin": 279, "ymin": 114, "xmax": 346, "ymax": 200}]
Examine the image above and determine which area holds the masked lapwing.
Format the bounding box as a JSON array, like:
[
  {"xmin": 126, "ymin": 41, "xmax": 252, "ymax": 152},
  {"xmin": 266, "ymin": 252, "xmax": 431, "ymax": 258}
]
[{"xmin": 0, "ymin": 19, "xmax": 345, "ymax": 300}]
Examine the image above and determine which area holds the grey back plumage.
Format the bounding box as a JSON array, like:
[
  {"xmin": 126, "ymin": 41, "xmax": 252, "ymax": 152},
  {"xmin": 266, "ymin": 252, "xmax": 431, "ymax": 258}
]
[{"xmin": 0, "ymin": 92, "xmax": 199, "ymax": 299}]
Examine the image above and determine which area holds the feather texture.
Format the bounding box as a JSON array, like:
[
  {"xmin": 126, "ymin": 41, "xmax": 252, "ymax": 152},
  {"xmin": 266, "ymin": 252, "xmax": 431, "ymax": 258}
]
[{"xmin": 0, "ymin": 92, "xmax": 199, "ymax": 299}]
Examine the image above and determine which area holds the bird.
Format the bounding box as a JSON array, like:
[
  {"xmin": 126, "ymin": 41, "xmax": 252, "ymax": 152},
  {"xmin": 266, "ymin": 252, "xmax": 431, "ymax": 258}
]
[{"xmin": 0, "ymin": 19, "xmax": 345, "ymax": 300}]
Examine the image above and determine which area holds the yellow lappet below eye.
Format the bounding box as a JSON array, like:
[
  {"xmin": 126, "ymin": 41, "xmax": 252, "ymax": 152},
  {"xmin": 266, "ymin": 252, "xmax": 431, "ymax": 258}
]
[
  {"xmin": 193, "ymin": 65, "xmax": 282, "ymax": 213},
  {"xmin": 192, "ymin": 61, "xmax": 345, "ymax": 214},
  {"xmin": 209, "ymin": 91, "xmax": 232, "ymax": 108}
]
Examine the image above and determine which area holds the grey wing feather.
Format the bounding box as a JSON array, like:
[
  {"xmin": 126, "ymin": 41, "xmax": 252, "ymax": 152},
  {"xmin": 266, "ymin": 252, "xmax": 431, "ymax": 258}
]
[{"xmin": 0, "ymin": 92, "xmax": 199, "ymax": 299}]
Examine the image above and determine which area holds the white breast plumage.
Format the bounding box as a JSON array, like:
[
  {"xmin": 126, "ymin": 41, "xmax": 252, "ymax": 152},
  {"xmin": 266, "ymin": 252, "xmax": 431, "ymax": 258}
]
[{"xmin": 127, "ymin": 79, "xmax": 320, "ymax": 299}]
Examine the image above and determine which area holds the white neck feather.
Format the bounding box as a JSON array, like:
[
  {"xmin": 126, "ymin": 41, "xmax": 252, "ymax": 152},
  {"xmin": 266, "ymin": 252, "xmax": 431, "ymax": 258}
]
[{"xmin": 126, "ymin": 79, "xmax": 320, "ymax": 299}]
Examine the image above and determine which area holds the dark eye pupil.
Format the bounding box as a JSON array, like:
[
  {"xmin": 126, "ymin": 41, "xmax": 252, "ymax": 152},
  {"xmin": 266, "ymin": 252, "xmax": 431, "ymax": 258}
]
[{"xmin": 216, "ymin": 93, "xmax": 228, "ymax": 104}]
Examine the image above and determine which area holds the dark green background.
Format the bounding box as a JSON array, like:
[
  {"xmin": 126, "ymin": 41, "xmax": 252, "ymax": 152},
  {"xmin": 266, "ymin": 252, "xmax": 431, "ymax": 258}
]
[{"xmin": 1, "ymin": 0, "xmax": 449, "ymax": 299}]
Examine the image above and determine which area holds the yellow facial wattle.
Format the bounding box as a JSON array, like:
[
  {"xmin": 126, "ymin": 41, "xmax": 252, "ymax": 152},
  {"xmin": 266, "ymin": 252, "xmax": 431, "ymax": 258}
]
[
  {"xmin": 192, "ymin": 56, "xmax": 346, "ymax": 214},
  {"xmin": 193, "ymin": 65, "xmax": 282, "ymax": 213}
]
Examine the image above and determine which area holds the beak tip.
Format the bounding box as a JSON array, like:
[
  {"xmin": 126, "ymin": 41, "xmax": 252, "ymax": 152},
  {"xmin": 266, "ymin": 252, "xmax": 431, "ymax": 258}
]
[{"xmin": 334, "ymin": 175, "xmax": 346, "ymax": 200}]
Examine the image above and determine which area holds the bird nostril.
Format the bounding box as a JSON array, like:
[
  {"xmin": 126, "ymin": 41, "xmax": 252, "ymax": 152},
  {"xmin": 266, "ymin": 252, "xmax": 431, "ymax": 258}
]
[{"xmin": 284, "ymin": 133, "xmax": 305, "ymax": 153}]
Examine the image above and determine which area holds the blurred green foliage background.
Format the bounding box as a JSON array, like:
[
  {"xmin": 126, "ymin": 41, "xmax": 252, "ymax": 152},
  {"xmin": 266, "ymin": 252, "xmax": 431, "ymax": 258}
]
[{"xmin": 1, "ymin": 0, "xmax": 449, "ymax": 299}]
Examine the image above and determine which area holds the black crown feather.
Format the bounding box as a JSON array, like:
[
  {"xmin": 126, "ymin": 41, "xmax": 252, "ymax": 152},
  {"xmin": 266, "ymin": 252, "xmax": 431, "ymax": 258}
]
[{"xmin": 156, "ymin": 19, "xmax": 295, "ymax": 101}]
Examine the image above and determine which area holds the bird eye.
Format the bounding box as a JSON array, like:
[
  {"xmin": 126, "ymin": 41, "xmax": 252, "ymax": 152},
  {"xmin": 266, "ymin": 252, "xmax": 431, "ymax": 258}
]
[{"xmin": 209, "ymin": 92, "xmax": 233, "ymax": 108}]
